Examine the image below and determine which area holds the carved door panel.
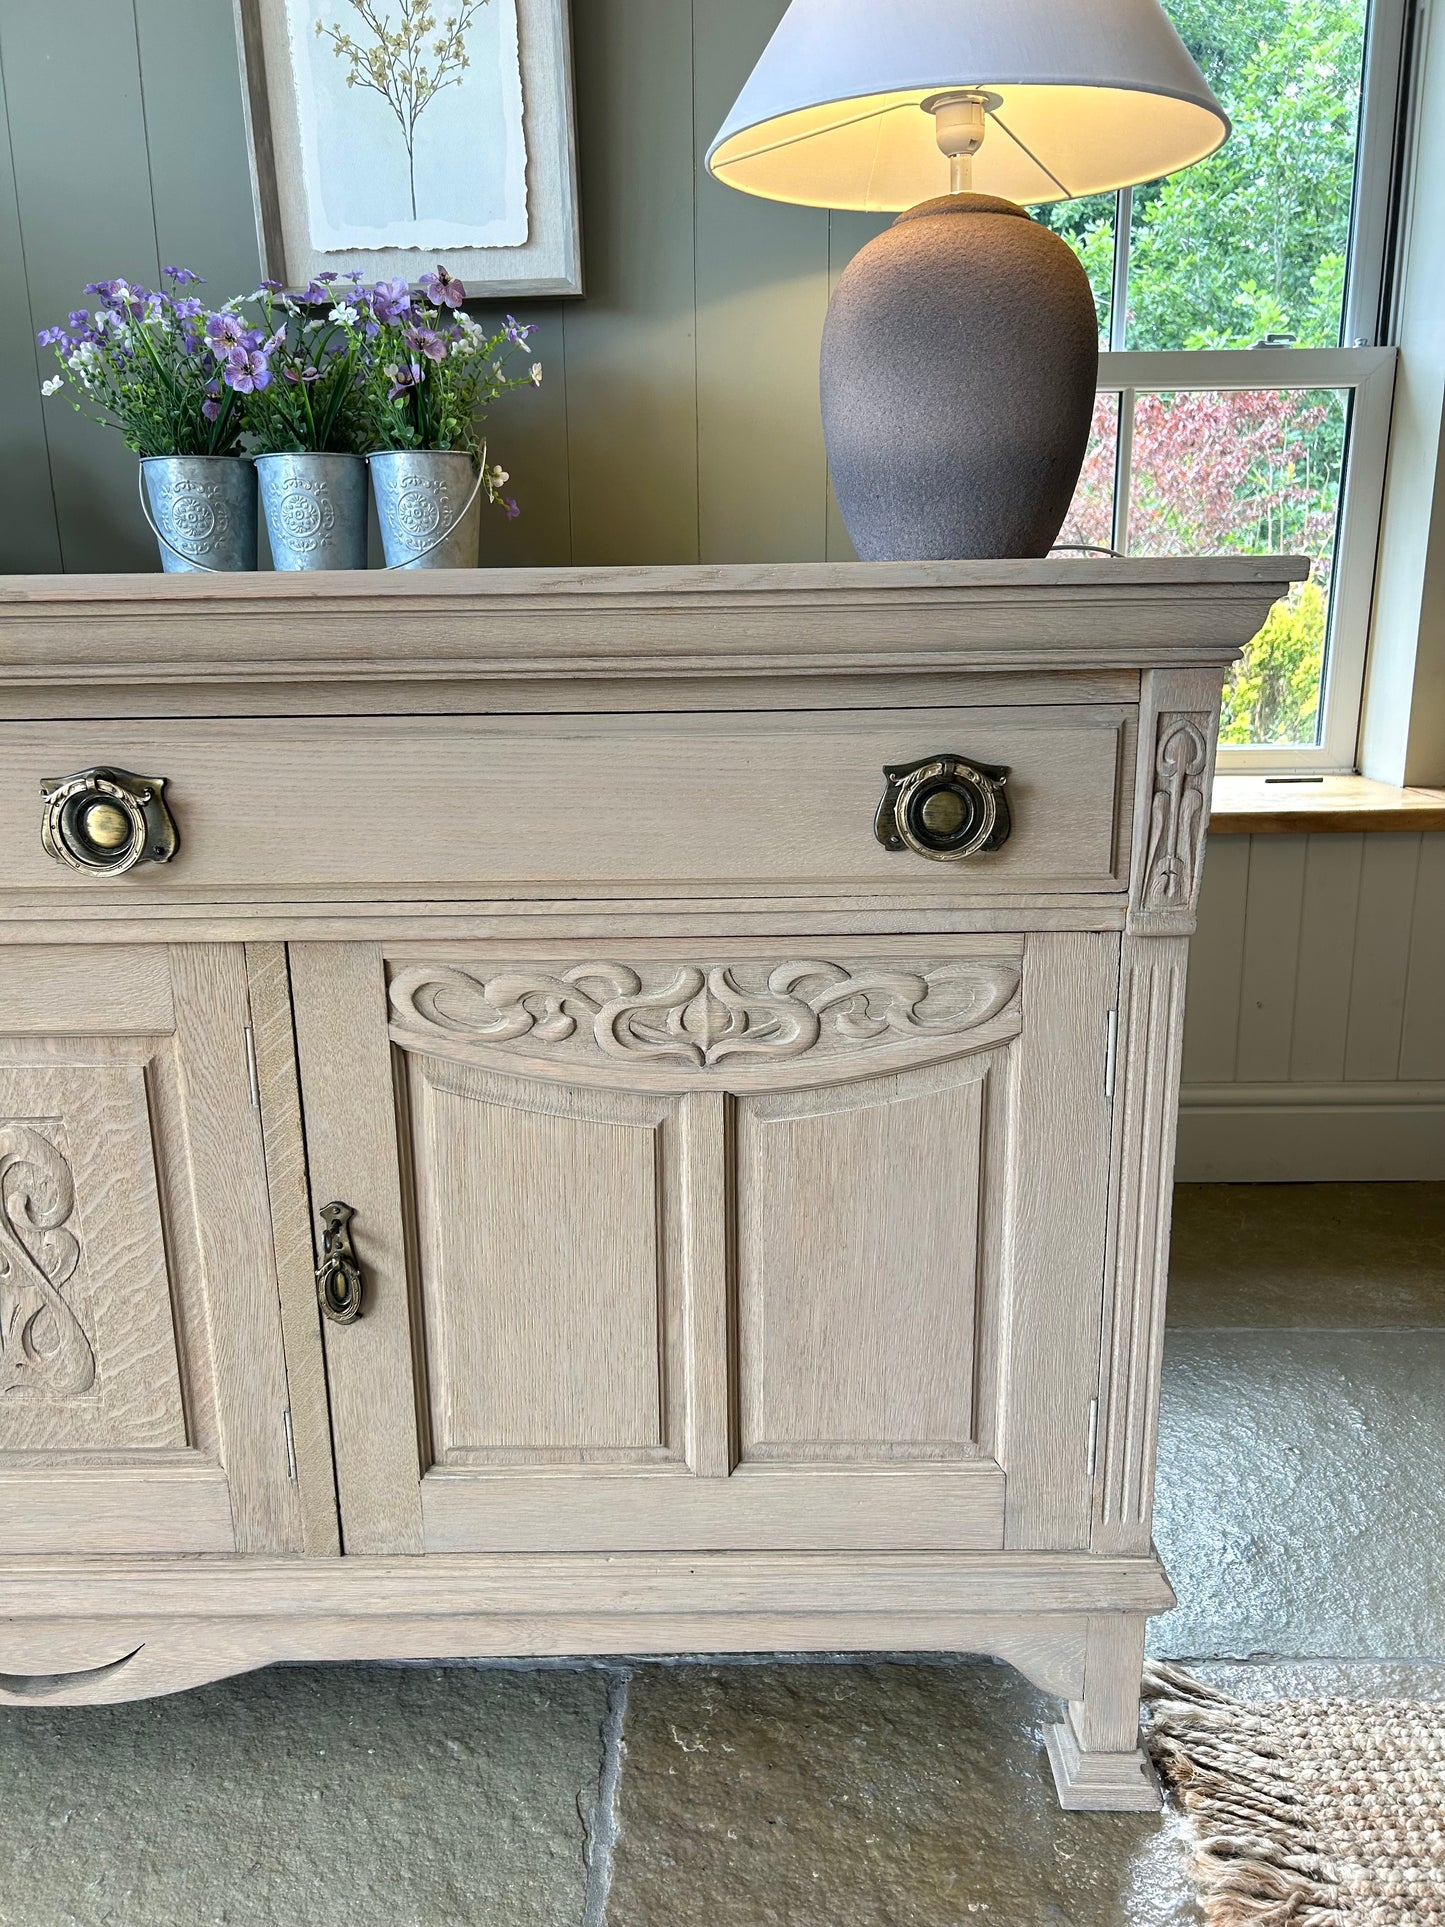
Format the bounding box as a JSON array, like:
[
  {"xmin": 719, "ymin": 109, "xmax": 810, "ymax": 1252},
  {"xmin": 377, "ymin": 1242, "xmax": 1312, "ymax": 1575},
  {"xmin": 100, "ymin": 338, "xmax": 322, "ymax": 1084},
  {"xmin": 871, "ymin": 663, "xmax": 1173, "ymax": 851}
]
[
  {"xmin": 294, "ymin": 933, "xmax": 1116, "ymax": 1556},
  {"xmin": 0, "ymin": 945, "xmax": 306, "ymax": 1554}
]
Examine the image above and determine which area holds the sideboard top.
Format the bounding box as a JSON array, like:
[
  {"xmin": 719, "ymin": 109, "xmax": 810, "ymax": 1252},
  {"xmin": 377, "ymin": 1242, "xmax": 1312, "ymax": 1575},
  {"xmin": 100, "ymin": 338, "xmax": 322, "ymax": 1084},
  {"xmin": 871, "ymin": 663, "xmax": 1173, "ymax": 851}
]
[
  {"xmin": 0, "ymin": 556, "xmax": 1307, "ymax": 612},
  {"xmin": 0, "ymin": 557, "xmax": 1307, "ymax": 695}
]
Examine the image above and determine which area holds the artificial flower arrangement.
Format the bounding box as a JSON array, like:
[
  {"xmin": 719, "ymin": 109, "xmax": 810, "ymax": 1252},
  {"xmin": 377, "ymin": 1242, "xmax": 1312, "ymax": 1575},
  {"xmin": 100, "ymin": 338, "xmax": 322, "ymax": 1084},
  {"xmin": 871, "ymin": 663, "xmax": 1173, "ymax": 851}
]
[{"xmin": 37, "ymin": 265, "xmax": 541, "ymax": 572}]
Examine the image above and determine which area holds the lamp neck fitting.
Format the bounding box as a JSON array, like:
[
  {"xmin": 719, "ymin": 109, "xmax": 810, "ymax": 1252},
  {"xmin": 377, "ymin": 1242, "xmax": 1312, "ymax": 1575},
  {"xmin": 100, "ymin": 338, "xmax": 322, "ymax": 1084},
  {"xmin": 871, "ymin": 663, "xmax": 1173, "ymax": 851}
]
[{"xmin": 922, "ymin": 89, "xmax": 1000, "ymax": 195}]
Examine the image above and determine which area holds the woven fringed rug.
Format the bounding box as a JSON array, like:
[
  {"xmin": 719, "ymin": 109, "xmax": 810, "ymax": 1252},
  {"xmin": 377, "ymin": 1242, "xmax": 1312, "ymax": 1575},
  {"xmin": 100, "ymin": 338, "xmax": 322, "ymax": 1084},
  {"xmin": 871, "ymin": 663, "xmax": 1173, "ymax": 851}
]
[{"xmin": 1143, "ymin": 1664, "xmax": 1445, "ymax": 1925}]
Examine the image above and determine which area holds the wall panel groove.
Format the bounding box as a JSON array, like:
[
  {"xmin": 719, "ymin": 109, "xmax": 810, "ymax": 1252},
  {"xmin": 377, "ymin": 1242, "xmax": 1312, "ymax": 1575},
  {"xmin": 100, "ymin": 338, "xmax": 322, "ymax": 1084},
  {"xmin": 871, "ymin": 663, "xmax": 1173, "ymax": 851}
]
[{"xmin": 0, "ymin": 4, "xmax": 1437, "ymax": 1178}]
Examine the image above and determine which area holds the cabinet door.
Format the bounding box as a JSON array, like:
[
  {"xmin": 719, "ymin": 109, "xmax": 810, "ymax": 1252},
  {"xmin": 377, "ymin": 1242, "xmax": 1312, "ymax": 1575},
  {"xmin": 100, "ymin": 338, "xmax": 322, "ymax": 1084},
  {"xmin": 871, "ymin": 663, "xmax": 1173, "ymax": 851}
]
[
  {"xmin": 0, "ymin": 945, "xmax": 308, "ymax": 1554},
  {"xmin": 294, "ymin": 935, "xmax": 1116, "ymax": 1556}
]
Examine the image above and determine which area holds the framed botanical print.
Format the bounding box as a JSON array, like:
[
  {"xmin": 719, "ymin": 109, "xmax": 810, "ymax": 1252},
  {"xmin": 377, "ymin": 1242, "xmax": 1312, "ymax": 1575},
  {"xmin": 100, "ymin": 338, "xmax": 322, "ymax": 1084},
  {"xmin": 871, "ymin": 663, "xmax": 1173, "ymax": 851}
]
[{"xmin": 233, "ymin": 0, "xmax": 582, "ymax": 296}]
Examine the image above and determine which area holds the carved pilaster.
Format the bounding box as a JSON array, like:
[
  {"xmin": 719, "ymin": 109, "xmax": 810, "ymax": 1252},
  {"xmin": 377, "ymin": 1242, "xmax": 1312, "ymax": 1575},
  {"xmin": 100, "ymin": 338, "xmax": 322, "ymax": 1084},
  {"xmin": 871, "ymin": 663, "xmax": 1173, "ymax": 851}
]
[
  {"xmin": 1128, "ymin": 668, "xmax": 1226, "ymax": 937},
  {"xmin": 1092, "ymin": 937, "xmax": 1189, "ymax": 1553}
]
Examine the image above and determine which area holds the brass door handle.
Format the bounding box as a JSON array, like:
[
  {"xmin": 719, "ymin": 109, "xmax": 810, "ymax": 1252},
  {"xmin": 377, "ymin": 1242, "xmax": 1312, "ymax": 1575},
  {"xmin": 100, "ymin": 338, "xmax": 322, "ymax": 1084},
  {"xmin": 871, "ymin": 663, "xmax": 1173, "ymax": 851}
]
[
  {"xmin": 316, "ymin": 1202, "xmax": 365, "ymax": 1325},
  {"xmin": 875, "ymin": 755, "xmax": 1012, "ymax": 862},
  {"xmin": 40, "ymin": 767, "xmax": 179, "ymax": 876}
]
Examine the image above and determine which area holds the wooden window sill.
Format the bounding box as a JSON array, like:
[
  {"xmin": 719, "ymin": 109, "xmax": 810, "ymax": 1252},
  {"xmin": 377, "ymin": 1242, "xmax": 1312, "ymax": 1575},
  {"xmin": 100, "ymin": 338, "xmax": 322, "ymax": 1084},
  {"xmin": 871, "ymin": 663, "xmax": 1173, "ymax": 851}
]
[{"xmin": 1210, "ymin": 773, "xmax": 1445, "ymax": 835}]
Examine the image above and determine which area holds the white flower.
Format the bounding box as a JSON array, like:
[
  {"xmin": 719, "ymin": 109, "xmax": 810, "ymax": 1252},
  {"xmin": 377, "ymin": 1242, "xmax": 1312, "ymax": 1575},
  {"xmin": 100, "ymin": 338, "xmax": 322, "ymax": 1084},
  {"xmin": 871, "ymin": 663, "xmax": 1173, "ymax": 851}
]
[
  {"xmin": 329, "ymin": 304, "xmax": 359, "ymax": 326},
  {"xmin": 40, "ymin": 375, "xmax": 63, "ymax": 396},
  {"xmin": 530, "ymin": 362, "xmax": 543, "ymax": 387},
  {"xmin": 487, "ymin": 465, "xmax": 510, "ymax": 489},
  {"xmin": 93, "ymin": 308, "xmax": 120, "ymax": 334}
]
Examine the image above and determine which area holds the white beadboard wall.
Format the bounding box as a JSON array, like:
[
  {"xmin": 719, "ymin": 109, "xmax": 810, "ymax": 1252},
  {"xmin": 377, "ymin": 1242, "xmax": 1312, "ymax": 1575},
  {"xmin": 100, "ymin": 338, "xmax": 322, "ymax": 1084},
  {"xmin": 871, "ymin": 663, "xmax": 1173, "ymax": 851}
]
[{"xmin": 1178, "ymin": 831, "xmax": 1445, "ymax": 1180}]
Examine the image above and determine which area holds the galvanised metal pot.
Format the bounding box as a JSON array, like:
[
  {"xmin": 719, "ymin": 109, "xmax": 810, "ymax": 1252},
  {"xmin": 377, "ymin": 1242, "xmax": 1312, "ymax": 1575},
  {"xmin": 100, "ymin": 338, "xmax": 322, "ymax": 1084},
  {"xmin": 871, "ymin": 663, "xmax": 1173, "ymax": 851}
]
[
  {"xmin": 254, "ymin": 452, "xmax": 368, "ymax": 571},
  {"xmin": 369, "ymin": 450, "xmax": 482, "ymax": 569},
  {"xmin": 141, "ymin": 456, "xmax": 258, "ymax": 573}
]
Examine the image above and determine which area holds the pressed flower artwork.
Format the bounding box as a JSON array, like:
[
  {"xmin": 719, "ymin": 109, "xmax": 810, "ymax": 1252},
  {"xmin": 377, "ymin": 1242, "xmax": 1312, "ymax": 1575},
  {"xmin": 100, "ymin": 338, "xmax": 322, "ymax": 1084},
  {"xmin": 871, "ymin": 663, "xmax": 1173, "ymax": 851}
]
[
  {"xmin": 235, "ymin": 0, "xmax": 580, "ymax": 297},
  {"xmin": 285, "ymin": 0, "xmax": 528, "ymax": 250}
]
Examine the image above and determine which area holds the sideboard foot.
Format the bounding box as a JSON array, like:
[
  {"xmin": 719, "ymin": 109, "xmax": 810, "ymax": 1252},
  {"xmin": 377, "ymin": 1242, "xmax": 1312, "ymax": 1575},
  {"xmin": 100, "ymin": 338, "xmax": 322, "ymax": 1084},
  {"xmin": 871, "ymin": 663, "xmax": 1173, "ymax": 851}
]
[
  {"xmin": 1043, "ymin": 1613, "xmax": 1162, "ymax": 1812},
  {"xmin": 1044, "ymin": 1713, "xmax": 1161, "ymax": 1812}
]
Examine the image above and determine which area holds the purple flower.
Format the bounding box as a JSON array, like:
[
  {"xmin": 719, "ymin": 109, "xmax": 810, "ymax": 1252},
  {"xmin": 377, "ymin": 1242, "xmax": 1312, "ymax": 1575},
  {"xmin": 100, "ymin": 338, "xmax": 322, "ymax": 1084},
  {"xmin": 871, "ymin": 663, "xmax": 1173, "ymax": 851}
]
[
  {"xmin": 173, "ymin": 296, "xmax": 203, "ymax": 321},
  {"xmin": 163, "ymin": 266, "xmax": 203, "ymax": 286},
  {"xmin": 284, "ymin": 365, "xmax": 322, "ymax": 385},
  {"xmin": 300, "ymin": 280, "xmax": 333, "ymax": 306},
  {"xmin": 503, "ymin": 314, "xmax": 534, "ymax": 347},
  {"xmin": 425, "ymin": 265, "xmax": 465, "ymax": 308},
  {"xmin": 37, "ymin": 325, "xmax": 69, "ymax": 347},
  {"xmin": 502, "ymin": 497, "xmax": 521, "ymax": 520},
  {"xmin": 206, "ymin": 313, "xmax": 247, "ymax": 351},
  {"xmin": 201, "ymin": 379, "xmax": 223, "ymax": 421},
  {"xmin": 318, "ymin": 271, "xmax": 339, "ymax": 283},
  {"xmin": 404, "ymin": 325, "xmax": 447, "ymax": 364},
  {"xmin": 67, "ymin": 309, "xmax": 89, "ymax": 330},
  {"xmin": 371, "ymin": 278, "xmax": 412, "ymax": 325},
  {"xmin": 222, "ymin": 345, "xmax": 271, "ymax": 393},
  {"xmin": 259, "ymin": 278, "xmax": 283, "ymax": 292},
  {"xmin": 386, "ymin": 358, "xmax": 423, "ymax": 400}
]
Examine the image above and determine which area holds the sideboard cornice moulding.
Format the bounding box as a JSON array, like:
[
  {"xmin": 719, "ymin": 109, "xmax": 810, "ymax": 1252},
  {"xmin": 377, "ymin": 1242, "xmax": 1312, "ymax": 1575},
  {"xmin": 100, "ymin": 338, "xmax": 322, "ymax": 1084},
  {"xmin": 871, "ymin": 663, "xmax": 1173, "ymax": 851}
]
[
  {"xmin": 0, "ymin": 560, "xmax": 1300, "ymax": 1814},
  {"xmin": 0, "ymin": 560, "xmax": 1302, "ymax": 705}
]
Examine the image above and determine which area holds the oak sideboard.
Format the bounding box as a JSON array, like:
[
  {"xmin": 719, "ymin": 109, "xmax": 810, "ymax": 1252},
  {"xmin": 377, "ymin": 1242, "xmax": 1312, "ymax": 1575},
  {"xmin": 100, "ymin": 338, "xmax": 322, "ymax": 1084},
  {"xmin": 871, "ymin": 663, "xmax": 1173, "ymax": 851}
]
[{"xmin": 0, "ymin": 559, "xmax": 1300, "ymax": 1810}]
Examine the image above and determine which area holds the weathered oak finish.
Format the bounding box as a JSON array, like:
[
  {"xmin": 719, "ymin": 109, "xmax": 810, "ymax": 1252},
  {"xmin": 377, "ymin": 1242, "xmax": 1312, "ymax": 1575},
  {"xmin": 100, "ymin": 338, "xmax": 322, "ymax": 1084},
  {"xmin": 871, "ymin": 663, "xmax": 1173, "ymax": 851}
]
[
  {"xmin": 0, "ymin": 710, "xmax": 1132, "ymax": 902},
  {"xmin": 0, "ymin": 945, "xmax": 302, "ymax": 1556},
  {"xmin": 0, "ymin": 561, "xmax": 1299, "ymax": 1809}
]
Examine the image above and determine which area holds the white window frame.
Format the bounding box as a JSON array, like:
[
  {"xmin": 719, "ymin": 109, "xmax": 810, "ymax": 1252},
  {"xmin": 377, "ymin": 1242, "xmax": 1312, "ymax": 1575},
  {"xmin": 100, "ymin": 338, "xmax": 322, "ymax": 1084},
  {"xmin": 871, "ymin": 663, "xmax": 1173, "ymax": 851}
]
[
  {"xmin": 1097, "ymin": 346, "xmax": 1397, "ymax": 773},
  {"xmin": 1088, "ymin": 0, "xmax": 1413, "ymax": 773}
]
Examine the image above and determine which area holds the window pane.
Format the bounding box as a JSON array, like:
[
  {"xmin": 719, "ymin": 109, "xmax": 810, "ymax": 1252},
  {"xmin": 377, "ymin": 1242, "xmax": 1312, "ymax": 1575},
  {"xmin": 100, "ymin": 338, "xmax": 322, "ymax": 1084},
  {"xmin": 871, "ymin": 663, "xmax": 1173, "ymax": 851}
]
[
  {"xmin": 1127, "ymin": 388, "xmax": 1349, "ymax": 746},
  {"xmin": 1056, "ymin": 394, "xmax": 1120, "ymax": 552},
  {"xmin": 1125, "ymin": 0, "xmax": 1368, "ymax": 349},
  {"xmin": 1035, "ymin": 194, "xmax": 1116, "ymax": 347}
]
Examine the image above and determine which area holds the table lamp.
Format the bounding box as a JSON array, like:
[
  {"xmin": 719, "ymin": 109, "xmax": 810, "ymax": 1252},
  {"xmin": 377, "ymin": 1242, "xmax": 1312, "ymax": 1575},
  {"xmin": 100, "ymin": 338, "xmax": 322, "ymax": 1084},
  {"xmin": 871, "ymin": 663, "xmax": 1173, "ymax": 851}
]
[{"xmin": 707, "ymin": 0, "xmax": 1228, "ymax": 561}]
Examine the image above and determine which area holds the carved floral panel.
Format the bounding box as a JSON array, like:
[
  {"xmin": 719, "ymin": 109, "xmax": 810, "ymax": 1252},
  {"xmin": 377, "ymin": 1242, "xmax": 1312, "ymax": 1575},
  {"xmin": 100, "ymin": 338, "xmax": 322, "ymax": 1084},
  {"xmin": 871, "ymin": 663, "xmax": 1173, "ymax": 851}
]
[
  {"xmin": 389, "ymin": 958, "xmax": 1022, "ymax": 1072},
  {"xmin": 0, "ymin": 1123, "xmax": 95, "ymax": 1400}
]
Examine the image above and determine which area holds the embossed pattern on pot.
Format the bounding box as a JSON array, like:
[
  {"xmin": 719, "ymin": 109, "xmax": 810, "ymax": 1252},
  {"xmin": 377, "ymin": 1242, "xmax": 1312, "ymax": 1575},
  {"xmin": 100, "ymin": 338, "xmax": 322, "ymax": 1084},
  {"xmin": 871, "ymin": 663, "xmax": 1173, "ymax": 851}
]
[
  {"xmin": 370, "ymin": 451, "xmax": 482, "ymax": 569},
  {"xmin": 141, "ymin": 457, "xmax": 258, "ymax": 573},
  {"xmin": 255, "ymin": 453, "xmax": 368, "ymax": 570}
]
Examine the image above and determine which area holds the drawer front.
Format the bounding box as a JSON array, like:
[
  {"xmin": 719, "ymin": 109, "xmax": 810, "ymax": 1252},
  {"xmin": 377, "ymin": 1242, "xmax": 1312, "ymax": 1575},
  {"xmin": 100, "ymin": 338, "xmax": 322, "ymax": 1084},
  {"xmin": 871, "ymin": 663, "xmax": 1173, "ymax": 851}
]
[{"xmin": 2, "ymin": 709, "xmax": 1132, "ymax": 900}]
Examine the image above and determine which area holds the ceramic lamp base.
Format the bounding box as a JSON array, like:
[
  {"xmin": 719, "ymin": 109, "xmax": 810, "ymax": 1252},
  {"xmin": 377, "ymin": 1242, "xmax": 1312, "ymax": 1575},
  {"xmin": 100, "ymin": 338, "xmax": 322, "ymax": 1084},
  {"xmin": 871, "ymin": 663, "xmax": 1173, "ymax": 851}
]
[{"xmin": 821, "ymin": 194, "xmax": 1099, "ymax": 562}]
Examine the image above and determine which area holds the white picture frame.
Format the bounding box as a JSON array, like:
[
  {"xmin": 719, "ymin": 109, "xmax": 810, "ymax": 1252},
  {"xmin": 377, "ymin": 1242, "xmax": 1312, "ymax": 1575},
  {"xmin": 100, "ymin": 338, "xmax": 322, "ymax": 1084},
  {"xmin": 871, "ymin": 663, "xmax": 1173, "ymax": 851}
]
[{"xmin": 233, "ymin": 0, "xmax": 582, "ymax": 297}]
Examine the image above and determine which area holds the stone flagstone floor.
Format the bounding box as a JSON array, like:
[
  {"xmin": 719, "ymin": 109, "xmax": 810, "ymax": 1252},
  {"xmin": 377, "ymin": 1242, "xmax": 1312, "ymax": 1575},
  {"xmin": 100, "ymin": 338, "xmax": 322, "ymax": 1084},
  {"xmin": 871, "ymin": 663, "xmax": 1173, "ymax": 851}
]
[{"xmin": 2, "ymin": 1181, "xmax": 1442, "ymax": 1927}]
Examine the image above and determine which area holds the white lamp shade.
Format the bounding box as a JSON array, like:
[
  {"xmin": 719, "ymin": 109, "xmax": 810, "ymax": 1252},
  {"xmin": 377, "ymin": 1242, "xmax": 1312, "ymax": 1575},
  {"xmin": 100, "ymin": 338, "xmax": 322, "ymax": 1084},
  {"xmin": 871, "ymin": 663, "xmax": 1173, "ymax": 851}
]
[{"xmin": 707, "ymin": 0, "xmax": 1229, "ymax": 210}]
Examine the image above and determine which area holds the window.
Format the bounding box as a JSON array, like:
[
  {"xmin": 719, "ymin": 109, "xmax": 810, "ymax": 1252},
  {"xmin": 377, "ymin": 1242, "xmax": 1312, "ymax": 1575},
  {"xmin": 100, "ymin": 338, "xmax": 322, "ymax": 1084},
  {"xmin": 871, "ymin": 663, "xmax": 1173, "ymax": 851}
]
[{"xmin": 1047, "ymin": 0, "xmax": 1411, "ymax": 770}]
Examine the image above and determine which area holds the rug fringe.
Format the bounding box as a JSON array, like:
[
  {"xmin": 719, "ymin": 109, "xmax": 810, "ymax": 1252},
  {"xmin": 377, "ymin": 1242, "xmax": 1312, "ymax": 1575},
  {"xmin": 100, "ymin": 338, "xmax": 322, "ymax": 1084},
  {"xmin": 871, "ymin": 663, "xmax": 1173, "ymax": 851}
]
[{"xmin": 1141, "ymin": 1664, "xmax": 1349, "ymax": 1927}]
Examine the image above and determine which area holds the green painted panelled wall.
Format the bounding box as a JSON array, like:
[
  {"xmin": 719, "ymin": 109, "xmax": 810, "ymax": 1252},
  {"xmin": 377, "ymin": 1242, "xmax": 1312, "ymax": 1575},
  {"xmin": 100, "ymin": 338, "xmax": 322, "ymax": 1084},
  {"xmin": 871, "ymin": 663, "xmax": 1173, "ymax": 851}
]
[
  {"xmin": 0, "ymin": 0, "xmax": 888, "ymax": 573},
  {"xmin": 2, "ymin": 1, "xmax": 1438, "ymax": 1181}
]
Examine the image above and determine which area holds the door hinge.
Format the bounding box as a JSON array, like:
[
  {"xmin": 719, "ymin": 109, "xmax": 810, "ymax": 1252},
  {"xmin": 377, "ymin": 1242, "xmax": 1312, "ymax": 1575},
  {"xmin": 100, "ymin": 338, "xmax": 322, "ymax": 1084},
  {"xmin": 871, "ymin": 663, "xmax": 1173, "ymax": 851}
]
[
  {"xmin": 1104, "ymin": 1008, "xmax": 1118, "ymax": 1102},
  {"xmin": 282, "ymin": 1407, "xmax": 298, "ymax": 1484},
  {"xmin": 1086, "ymin": 1397, "xmax": 1100, "ymax": 1479},
  {"xmin": 243, "ymin": 1021, "xmax": 261, "ymax": 1111}
]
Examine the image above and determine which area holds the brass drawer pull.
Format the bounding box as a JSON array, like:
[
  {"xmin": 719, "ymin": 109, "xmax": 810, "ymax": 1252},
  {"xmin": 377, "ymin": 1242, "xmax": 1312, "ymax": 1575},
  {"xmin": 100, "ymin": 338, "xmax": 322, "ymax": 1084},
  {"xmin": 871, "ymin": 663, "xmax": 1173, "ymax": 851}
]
[
  {"xmin": 875, "ymin": 755, "xmax": 1011, "ymax": 862},
  {"xmin": 316, "ymin": 1202, "xmax": 365, "ymax": 1325},
  {"xmin": 40, "ymin": 767, "xmax": 179, "ymax": 876}
]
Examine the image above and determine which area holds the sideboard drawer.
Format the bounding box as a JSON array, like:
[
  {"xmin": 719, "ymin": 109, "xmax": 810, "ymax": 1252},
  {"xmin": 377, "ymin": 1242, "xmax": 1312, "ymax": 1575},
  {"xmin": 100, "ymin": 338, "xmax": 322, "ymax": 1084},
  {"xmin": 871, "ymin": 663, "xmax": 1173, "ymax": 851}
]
[{"xmin": 1, "ymin": 708, "xmax": 1133, "ymax": 900}]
